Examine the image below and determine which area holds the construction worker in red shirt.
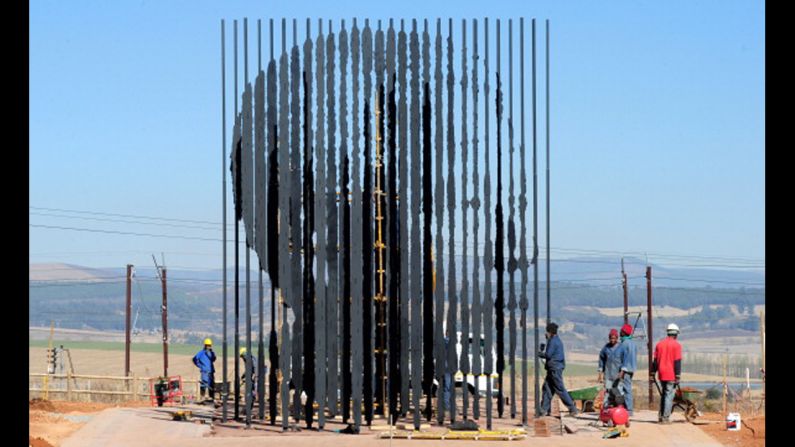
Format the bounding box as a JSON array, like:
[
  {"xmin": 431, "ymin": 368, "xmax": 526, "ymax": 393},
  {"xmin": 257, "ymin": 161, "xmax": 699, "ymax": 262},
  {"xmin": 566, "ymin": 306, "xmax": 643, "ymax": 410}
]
[{"xmin": 652, "ymin": 323, "xmax": 682, "ymax": 424}]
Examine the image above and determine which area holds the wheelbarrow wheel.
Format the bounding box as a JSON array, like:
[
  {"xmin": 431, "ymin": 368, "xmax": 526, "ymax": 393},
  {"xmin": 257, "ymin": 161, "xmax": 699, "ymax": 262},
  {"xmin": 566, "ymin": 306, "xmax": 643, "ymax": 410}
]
[
  {"xmin": 685, "ymin": 405, "xmax": 698, "ymax": 422},
  {"xmin": 674, "ymin": 403, "xmax": 687, "ymax": 420}
]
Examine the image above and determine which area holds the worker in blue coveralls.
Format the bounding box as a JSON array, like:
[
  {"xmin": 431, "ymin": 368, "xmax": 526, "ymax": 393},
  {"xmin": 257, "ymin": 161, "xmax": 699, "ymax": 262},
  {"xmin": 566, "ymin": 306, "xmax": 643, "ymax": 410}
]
[
  {"xmin": 192, "ymin": 338, "xmax": 216, "ymax": 401},
  {"xmin": 539, "ymin": 322, "xmax": 579, "ymax": 417},
  {"xmin": 615, "ymin": 323, "xmax": 639, "ymax": 417},
  {"xmin": 598, "ymin": 328, "xmax": 621, "ymax": 390}
]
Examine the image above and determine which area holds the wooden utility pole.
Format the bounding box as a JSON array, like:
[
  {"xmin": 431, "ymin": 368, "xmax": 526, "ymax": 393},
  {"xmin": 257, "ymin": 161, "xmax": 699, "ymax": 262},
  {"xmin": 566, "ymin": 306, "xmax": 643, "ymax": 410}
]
[
  {"xmin": 161, "ymin": 267, "xmax": 168, "ymax": 377},
  {"xmin": 44, "ymin": 320, "xmax": 54, "ymax": 399},
  {"xmin": 760, "ymin": 310, "xmax": 765, "ymax": 402},
  {"xmin": 125, "ymin": 264, "xmax": 133, "ymax": 378},
  {"xmin": 646, "ymin": 265, "xmax": 653, "ymax": 406},
  {"xmin": 622, "ymin": 258, "xmax": 628, "ymax": 325},
  {"xmin": 723, "ymin": 350, "xmax": 728, "ymax": 415}
]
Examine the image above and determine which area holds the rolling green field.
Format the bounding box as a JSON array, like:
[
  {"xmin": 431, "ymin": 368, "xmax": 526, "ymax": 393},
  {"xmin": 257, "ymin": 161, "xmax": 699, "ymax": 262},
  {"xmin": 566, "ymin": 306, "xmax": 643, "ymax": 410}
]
[
  {"xmin": 29, "ymin": 340, "xmax": 596, "ymax": 377},
  {"xmin": 507, "ymin": 360, "xmax": 594, "ymax": 377},
  {"xmin": 29, "ymin": 339, "xmax": 198, "ymax": 356}
]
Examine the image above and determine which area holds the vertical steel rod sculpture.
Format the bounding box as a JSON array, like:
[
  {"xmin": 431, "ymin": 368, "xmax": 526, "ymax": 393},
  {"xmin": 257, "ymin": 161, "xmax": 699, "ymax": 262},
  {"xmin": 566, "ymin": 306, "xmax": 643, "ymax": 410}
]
[
  {"xmin": 220, "ymin": 18, "xmax": 229, "ymax": 424},
  {"xmin": 325, "ymin": 20, "xmax": 340, "ymax": 426},
  {"xmin": 266, "ymin": 19, "xmax": 280, "ymax": 423},
  {"xmin": 445, "ymin": 17, "xmax": 458, "ymax": 425},
  {"xmin": 458, "ymin": 18, "xmax": 470, "ymax": 421},
  {"xmin": 350, "ymin": 18, "xmax": 364, "ymax": 432},
  {"xmin": 339, "ymin": 20, "xmax": 358, "ymax": 428},
  {"xmin": 408, "ymin": 18, "xmax": 422, "ymax": 430},
  {"xmin": 323, "ymin": 20, "xmax": 339, "ymax": 430},
  {"xmin": 361, "ymin": 18, "xmax": 375, "ymax": 426},
  {"xmin": 397, "ymin": 19, "xmax": 410, "ymax": 419},
  {"xmin": 545, "ymin": 20, "xmax": 551, "ymax": 325},
  {"xmin": 339, "ymin": 19, "xmax": 352, "ymax": 429},
  {"xmin": 433, "ymin": 18, "xmax": 446, "ymax": 425},
  {"xmin": 254, "ymin": 19, "xmax": 267, "ymax": 420},
  {"xmin": 313, "ymin": 19, "xmax": 328, "ymax": 431},
  {"xmin": 243, "ymin": 18, "xmax": 254, "ymax": 428},
  {"xmin": 277, "ymin": 18, "xmax": 292, "ymax": 431},
  {"xmin": 233, "ymin": 19, "xmax": 240, "ymax": 421},
  {"xmin": 495, "ymin": 19, "xmax": 506, "ymax": 421},
  {"xmin": 373, "ymin": 21, "xmax": 387, "ymax": 417},
  {"xmin": 421, "ymin": 19, "xmax": 434, "ymax": 424},
  {"xmin": 519, "ymin": 17, "xmax": 530, "ymax": 424},
  {"xmin": 291, "ymin": 17, "xmax": 304, "ymax": 423},
  {"xmin": 531, "ymin": 18, "xmax": 541, "ymax": 418},
  {"xmin": 304, "ymin": 19, "xmax": 316, "ymax": 428},
  {"xmin": 386, "ymin": 19, "xmax": 400, "ymax": 424},
  {"xmin": 470, "ymin": 18, "xmax": 482, "ymax": 421},
  {"xmin": 507, "ymin": 19, "xmax": 518, "ymax": 421},
  {"xmin": 304, "ymin": 21, "xmax": 330, "ymax": 425},
  {"xmin": 341, "ymin": 19, "xmax": 353, "ymax": 424},
  {"xmin": 483, "ymin": 17, "xmax": 495, "ymax": 430}
]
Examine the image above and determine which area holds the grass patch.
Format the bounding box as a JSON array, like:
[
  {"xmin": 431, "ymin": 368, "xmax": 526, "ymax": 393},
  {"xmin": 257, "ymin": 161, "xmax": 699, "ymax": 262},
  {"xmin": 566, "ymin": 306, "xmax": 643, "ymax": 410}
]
[
  {"xmin": 506, "ymin": 360, "xmax": 595, "ymax": 377},
  {"xmin": 29, "ymin": 339, "xmax": 198, "ymax": 356}
]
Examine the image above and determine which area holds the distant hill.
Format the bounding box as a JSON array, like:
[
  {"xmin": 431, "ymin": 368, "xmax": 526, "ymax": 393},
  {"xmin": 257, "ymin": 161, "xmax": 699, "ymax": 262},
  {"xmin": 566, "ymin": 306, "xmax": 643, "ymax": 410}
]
[
  {"xmin": 29, "ymin": 263, "xmax": 120, "ymax": 282},
  {"xmin": 29, "ymin": 259, "xmax": 764, "ymax": 352}
]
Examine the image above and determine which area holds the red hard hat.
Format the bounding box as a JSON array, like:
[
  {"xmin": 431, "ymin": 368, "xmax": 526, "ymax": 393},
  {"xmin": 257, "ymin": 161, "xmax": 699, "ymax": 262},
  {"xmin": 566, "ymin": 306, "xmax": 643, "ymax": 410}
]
[
  {"xmin": 620, "ymin": 324, "xmax": 633, "ymax": 336},
  {"xmin": 612, "ymin": 406, "xmax": 629, "ymax": 425},
  {"xmin": 609, "ymin": 328, "xmax": 618, "ymax": 337}
]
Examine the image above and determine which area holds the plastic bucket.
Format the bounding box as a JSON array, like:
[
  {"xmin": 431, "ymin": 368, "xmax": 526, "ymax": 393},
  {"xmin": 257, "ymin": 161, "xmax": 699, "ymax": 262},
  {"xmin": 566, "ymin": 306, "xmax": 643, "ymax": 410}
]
[{"xmin": 726, "ymin": 412, "xmax": 741, "ymax": 431}]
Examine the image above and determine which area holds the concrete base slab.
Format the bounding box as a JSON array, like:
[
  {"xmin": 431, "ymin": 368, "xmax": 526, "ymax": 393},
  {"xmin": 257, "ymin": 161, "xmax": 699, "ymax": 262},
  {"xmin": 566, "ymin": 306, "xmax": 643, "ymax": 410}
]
[{"xmin": 60, "ymin": 407, "xmax": 725, "ymax": 447}]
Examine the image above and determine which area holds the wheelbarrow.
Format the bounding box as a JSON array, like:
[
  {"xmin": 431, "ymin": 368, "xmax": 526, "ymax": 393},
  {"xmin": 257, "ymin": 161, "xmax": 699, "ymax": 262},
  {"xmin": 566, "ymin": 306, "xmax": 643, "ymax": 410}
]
[
  {"xmin": 652, "ymin": 378, "xmax": 702, "ymax": 422},
  {"xmin": 568, "ymin": 385, "xmax": 601, "ymax": 412}
]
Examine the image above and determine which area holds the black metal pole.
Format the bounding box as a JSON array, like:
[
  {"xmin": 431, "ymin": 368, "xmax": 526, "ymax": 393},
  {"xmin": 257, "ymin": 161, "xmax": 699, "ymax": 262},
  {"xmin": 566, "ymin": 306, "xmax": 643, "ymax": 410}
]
[
  {"xmin": 545, "ymin": 19, "xmax": 551, "ymax": 325},
  {"xmin": 495, "ymin": 18, "xmax": 506, "ymax": 421},
  {"xmin": 244, "ymin": 18, "xmax": 253, "ymax": 428},
  {"xmin": 221, "ymin": 18, "xmax": 229, "ymax": 424},
  {"xmin": 234, "ymin": 19, "xmax": 240, "ymax": 421},
  {"xmin": 470, "ymin": 18, "xmax": 481, "ymax": 421},
  {"xmin": 362, "ymin": 19, "xmax": 375, "ymax": 426},
  {"xmin": 532, "ymin": 18, "xmax": 540, "ymax": 418},
  {"xmin": 459, "ymin": 18, "xmax": 470, "ymax": 421}
]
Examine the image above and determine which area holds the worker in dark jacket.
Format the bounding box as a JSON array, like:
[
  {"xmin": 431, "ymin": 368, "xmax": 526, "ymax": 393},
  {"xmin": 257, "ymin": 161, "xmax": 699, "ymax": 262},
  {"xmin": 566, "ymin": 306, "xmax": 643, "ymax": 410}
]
[
  {"xmin": 192, "ymin": 338, "xmax": 216, "ymax": 401},
  {"xmin": 652, "ymin": 323, "xmax": 682, "ymax": 424},
  {"xmin": 614, "ymin": 323, "xmax": 638, "ymax": 416},
  {"xmin": 539, "ymin": 322, "xmax": 579, "ymax": 417},
  {"xmin": 239, "ymin": 347, "xmax": 258, "ymax": 402},
  {"xmin": 598, "ymin": 328, "xmax": 621, "ymax": 390}
]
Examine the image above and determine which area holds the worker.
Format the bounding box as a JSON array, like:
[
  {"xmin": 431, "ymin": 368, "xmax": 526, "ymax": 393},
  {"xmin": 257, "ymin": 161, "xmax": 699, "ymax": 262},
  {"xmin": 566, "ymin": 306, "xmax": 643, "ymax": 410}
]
[
  {"xmin": 539, "ymin": 322, "xmax": 579, "ymax": 417},
  {"xmin": 652, "ymin": 323, "xmax": 682, "ymax": 424},
  {"xmin": 192, "ymin": 338, "xmax": 216, "ymax": 402},
  {"xmin": 239, "ymin": 347, "xmax": 257, "ymax": 402},
  {"xmin": 443, "ymin": 330, "xmax": 453, "ymax": 411},
  {"xmin": 597, "ymin": 328, "xmax": 621, "ymax": 391},
  {"xmin": 614, "ymin": 323, "xmax": 638, "ymax": 417}
]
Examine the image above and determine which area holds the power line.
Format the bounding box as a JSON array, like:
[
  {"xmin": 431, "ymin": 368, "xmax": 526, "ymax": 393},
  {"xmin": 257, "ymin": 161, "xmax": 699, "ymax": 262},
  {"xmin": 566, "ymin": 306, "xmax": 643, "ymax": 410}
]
[
  {"xmin": 30, "ymin": 224, "xmax": 238, "ymax": 243},
  {"xmin": 30, "ymin": 206, "xmax": 233, "ymax": 227},
  {"xmin": 32, "ymin": 206, "xmax": 763, "ymax": 270},
  {"xmin": 654, "ymin": 276, "xmax": 765, "ymax": 286},
  {"xmin": 30, "ymin": 211, "xmax": 233, "ymax": 232}
]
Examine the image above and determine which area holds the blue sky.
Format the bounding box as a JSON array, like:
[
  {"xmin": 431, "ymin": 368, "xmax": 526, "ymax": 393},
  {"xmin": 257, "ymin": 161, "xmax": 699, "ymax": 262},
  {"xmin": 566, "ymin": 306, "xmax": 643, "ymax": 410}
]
[{"xmin": 29, "ymin": 0, "xmax": 764, "ymax": 273}]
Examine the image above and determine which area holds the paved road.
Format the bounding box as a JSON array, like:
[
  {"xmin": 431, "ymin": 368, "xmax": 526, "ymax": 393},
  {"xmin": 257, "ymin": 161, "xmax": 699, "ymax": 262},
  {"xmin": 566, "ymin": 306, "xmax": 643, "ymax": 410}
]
[{"xmin": 61, "ymin": 406, "xmax": 725, "ymax": 447}]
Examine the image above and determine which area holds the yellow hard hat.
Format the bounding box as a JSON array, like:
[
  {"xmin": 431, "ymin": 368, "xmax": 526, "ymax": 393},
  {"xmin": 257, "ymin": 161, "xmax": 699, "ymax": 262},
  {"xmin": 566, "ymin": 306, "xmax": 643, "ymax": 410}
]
[
  {"xmin": 239, "ymin": 347, "xmax": 247, "ymax": 356},
  {"xmin": 204, "ymin": 338, "xmax": 213, "ymax": 346}
]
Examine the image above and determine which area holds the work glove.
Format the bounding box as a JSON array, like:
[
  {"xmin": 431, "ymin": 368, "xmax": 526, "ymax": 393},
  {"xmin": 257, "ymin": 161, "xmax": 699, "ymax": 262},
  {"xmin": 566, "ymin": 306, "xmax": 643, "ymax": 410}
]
[{"xmin": 674, "ymin": 376, "xmax": 680, "ymax": 386}]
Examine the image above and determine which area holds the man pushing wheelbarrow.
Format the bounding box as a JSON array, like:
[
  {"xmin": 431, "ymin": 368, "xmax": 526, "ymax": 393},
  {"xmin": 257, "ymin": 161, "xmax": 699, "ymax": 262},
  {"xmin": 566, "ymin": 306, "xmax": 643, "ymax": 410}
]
[{"xmin": 651, "ymin": 323, "xmax": 701, "ymax": 423}]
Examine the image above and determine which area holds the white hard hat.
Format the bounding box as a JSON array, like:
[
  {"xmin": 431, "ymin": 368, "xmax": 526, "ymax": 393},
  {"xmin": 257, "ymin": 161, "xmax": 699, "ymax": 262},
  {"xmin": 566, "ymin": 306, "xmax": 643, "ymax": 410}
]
[{"xmin": 667, "ymin": 323, "xmax": 680, "ymax": 334}]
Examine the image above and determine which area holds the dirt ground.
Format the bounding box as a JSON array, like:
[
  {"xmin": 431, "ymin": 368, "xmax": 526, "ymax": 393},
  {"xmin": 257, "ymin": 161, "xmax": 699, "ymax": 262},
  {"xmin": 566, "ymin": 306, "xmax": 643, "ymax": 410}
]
[
  {"xmin": 696, "ymin": 412, "xmax": 765, "ymax": 447},
  {"xmin": 29, "ymin": 398, "xmax": 150, "ymax": 447}
]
